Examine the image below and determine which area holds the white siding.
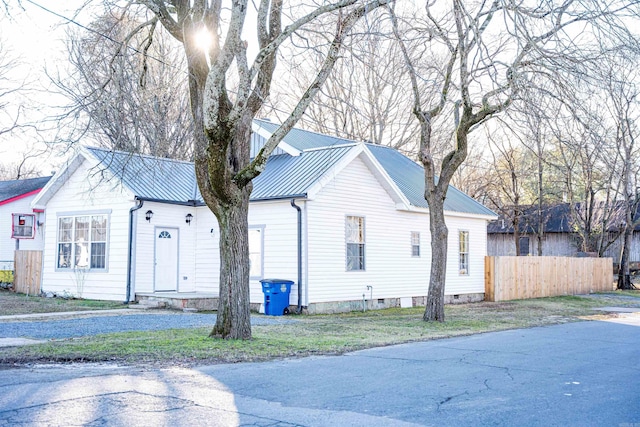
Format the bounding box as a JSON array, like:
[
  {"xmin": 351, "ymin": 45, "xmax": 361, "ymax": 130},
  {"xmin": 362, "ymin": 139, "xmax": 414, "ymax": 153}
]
[
  {"xmin": 194, "ymin": 206, "xmax": 220, "ymax": 294},
  {"xmin": 306, "ymin": 155, "xmax": 487, "ymax": 304},
  {"xmin": 0, "ymin": 194, "xmax": 45, "ymax": 265},
  {"xmin": 445, "ymin": 216, "xmax": 488, "ymax": 295},
  {"xmin": 40, "ymin": 161, "xmax": 134, "ymax": 301},
  {"xmin": 132, "ymin": 202, "xmax": 198, "ymax": 294},
  {"xmin": 194, "ymin": 201, "xmax": 300, "ymax": 304}
]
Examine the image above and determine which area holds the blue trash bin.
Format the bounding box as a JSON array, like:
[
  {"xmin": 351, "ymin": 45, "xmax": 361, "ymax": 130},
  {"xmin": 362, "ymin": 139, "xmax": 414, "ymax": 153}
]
[{"xmin": 260, "ymin": 279, "xmax": 294, "ymax": 316}]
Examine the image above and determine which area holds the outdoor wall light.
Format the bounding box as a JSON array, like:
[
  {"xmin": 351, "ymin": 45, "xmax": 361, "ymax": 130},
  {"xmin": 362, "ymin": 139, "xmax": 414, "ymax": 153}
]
[
  {"xmin": 185, "ymin": 213, "xmax": 193, "ymax": 225},
  {"xmin": 145, "ymin": 210, "xmax": 154, "ymax": 222}
]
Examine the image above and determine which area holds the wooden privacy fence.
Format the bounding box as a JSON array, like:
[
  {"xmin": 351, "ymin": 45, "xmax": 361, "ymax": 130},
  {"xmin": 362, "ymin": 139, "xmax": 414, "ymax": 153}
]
[
  {"xmin": 485, "ymin": 256, "xmax": 614, "ymax": 302},
  {"xmin": 14, "ymin": 250, "xmax": 42, "ymax": 295}
]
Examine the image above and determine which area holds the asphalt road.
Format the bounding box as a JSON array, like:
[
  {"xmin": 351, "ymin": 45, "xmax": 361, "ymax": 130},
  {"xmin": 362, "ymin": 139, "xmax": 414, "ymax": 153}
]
[{"xmin": 0, "ymin": 314, "xmax": 639, "ymax": 426}]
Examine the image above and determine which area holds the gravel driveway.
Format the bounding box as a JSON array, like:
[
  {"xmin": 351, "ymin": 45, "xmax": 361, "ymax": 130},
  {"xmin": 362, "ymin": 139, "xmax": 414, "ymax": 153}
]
[{"xmin": 0, "ymin": 313, "xmax": 295, "ymax": 340}]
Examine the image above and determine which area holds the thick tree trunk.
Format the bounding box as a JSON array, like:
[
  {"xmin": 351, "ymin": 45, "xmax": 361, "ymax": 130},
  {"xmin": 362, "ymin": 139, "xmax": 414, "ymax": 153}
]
[
  {"xmin": 617, "ymin": 227, "xmax": 633, "ymax": 290},
  {"xmin": 424, "ymin": 198, "xmax": 447, "ymax": 322},
  {"xmin": 210, "ymin": 194, "xmax": 252, "ymax": 339}
]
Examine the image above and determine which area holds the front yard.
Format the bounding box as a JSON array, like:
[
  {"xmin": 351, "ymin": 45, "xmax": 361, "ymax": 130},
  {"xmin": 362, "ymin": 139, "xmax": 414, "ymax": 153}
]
[
  {"xmin": 0, "ymin": 290, "xmax": 638, "ymax": 367},
  {"xmin": 0, "ymin": 289, "xmax": 125, "ymax": 315}
]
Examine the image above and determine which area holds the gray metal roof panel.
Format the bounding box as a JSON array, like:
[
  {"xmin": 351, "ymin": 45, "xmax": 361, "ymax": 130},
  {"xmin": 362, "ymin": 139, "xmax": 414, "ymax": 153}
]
[
  {"xmin": 251, "ymin": 145, "xmax": 352, "ymax": 200},
  {"xmin": 254, "ymin": 119, "xmax": 355, "ymax": 151},
  {"xmin": 0, "ymin": 176, "xmax": 51, "ymax": 202},
  {"xmin": 86, "ymin": 124, "xmax": 496, "ymax": 217},
  {"xmin": 367, "ymin": 144, "xmax": 496, "ymax": 216},
  {"xmin": 86, "ymin": 147, "xmax": 201, "ymax": 203},
  {"xmin": 86, "ymin": 145, "xmax": 352, "ymax": 203}
]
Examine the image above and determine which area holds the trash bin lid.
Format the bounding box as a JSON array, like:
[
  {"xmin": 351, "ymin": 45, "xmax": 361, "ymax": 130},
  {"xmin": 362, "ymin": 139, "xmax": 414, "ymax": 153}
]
[{"xmin": 259, "ymin": 279, "xmax": 295, "ymax": 284}]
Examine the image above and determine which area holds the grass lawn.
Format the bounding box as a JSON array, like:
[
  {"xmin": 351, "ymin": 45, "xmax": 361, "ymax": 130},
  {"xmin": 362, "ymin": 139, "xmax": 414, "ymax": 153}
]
[
  {"xmin": 1, "ymin": 292, "xmax": 638, "ymax": 367},
  {"xmin": 0, "ymin": 289, "xmax": 125, "ymax": 315}
]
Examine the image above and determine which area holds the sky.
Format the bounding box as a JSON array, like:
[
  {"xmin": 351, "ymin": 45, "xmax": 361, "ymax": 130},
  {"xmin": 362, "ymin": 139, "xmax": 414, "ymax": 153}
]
[{"xmin": 0, "ymin": 0, "xmax": 92, "ymax": 177}]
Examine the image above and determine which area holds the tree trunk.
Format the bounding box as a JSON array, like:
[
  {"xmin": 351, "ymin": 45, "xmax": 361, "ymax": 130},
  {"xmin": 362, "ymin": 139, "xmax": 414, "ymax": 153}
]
[
  {"xmin": 424, "ymin": 197, "xmax": 447, "ymax": 322},
  {"xmin": 210, "ymin": 194, "xmax": 252, "ymax": 339},
  {"xmin": 617, "ymin": 226, "xmax": 633, "ymax": 290},
  {"xmin": 514, "ymin": 214, "xmax": 521, "ymax": 256}
]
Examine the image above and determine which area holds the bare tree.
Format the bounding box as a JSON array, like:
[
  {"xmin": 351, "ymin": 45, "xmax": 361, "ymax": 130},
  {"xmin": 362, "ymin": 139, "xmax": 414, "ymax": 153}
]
[
  {"xmin": 279, "ymin": 12, "xmax": 418, "ymax": 149},
  {"xmin": 0, "ymin": 145, "xmax": 48, "ymax": 180},
  {"xmin": 390, "ymin": 0, "xmax": 639, "ymax": 321},
  {"xmin": 98, "ymin": 1, "xmax": 392, "ymax": 339},
  {"xmin": 0, "ymin": 37, "xmax": 26, "ymax": 138},
  {"xmin": 52, "ymin": 14, "xmax": 194, "ymax": 159},
  {"xmin": 484, "ymin": 132, "xmax": 535, "ymax": 256},
  {"xmin": 598, "ymin": 59, "xmax": 640, "ymax": 289}
]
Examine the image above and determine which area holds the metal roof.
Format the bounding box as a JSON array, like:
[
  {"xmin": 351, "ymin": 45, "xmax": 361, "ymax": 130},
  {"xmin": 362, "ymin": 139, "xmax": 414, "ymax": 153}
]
[
  {"xmin": 85, "ymin": 121, "xmax": 496, "ymax": 217},
  {"xmin": 86, "ymin": 145, "xmax": 352, "ymax": 203},
  {"xmin": 251, "ymin": 145, "xmax": 352, "ymax": 200},
  {"xmin": 367, "ymin": 144, "xmax": 496, "ymax": 216},
  {"xmin": 254, "ymin": 119, "xmax": 354, "ymax": 151},
  {"xmin": 255, "ymin": 120, "xmax": 496, "ymax": 217},
  {"xmin": 86, "ymin": 148, "xmax": 201, "ymax": 204},
  {"xmin": 0, "ymin": 176, "xmax": 51, "ymax": 203}
]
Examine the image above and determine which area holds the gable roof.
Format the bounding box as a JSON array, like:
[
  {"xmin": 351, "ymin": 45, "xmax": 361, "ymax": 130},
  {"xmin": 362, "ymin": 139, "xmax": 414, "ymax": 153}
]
[
  {"xmin": 366, "ymin": 144, "xmax": 496, "ymax": 216},
  {"xmin": 0, "ymin": 176, "xmax": 51, "ymax": 205},
  {"xmin": 82, "ymin": 144, "xmax": 355, "ymax": 205},
  {"xmin": 86, "ymin": 147, "xmax": 201, "ymax": 205},
  {"xmin": 35, "ymin": 121, "xmax": 496, "ymax": 218},
  {"xmin": 253, "ymin": 119, "xmax": 352, "ymax": 153},
  {"xmin": 254, "ymin": 120, "xmax": 496, "ymax": 217}
]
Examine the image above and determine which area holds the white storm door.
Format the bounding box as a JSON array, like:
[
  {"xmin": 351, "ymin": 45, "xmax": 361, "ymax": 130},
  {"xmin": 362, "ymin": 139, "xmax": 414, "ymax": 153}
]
[{"xmin": 155, "ymin": 228, "xmax": 178, "ymax": 292}]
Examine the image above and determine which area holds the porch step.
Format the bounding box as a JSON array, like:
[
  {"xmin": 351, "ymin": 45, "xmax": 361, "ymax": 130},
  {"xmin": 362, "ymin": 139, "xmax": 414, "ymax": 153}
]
[
  {"xmin": 129, "ymin": 299, "xmax": 167, "ymax": 309},
  {"xmin": 135, "ymin": 292, "xmax": 219, "ymax": 311}
]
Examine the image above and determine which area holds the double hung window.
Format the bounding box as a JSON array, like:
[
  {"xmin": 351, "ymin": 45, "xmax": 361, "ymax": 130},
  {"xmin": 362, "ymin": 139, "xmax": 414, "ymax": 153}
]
[
  {"xmin": 346, "ymin": 216, "xmax": 365, "ymax": 271},
  {"xmin": 57, "ymin": 214, "xmax": 108, "ymax": 270},
  {"xmin": 459, "ymin": 230, "xmax": 469, "ymax": 275}
]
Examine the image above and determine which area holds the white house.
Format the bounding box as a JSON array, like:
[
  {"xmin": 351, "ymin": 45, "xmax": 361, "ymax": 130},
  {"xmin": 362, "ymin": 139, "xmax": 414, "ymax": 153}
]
[
  {"xmin": 31, "ymin": 120, "xmax": 497, "ymax": 313},
  {"xmin": 0, "ymin": 176, "xmax": 51, "ymax": 270}
]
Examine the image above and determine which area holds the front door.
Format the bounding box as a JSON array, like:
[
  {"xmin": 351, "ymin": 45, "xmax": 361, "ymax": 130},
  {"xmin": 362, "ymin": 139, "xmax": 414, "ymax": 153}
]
[{"xmin": 155, "ymin": 228, "xmax": 178, "ymax": 292}]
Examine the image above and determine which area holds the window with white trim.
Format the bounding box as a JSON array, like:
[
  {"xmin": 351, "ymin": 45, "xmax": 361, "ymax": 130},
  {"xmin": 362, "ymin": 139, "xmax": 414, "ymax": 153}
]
[
  {"xmin": 459, "ymin": 230, "xmax": 469, "ymax": 275},
  {"xmin": 346, "ymin": 216, "xmax": 365, "ymax": 271},
  {"xmin": 249, "ymin": 227, "xmax": 263, "ymax": 279},
  {"xmin": 57, "ymin": 214, "xmax": 108, "ymax": 270},
  {"xmin": 12, "ymin": 214, "xmax": 35, "ymax": 239},
  {"xmin": 411, "ymin": 231, "xmax": 420, "ymax": 257}
]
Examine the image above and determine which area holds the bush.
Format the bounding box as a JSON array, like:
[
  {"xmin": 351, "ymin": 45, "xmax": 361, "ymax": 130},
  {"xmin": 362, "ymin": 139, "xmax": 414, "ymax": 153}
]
[{"xmin": 0, "ymin": 270, "xmax": 14, "ymax": 286}]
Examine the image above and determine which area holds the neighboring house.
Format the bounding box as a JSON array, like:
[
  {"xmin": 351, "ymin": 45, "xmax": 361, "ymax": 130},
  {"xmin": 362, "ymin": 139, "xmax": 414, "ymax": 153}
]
[
  {"xmin": 32, "ymin": 120, "xmax": 497, "ymax": 312},
  {"xmin": 0, "ymin": 176, "xmax": 51, "ymax": 269},
  {"xmin": 487, "ymin": 203, "xmax": 639, "ymax": 263}
]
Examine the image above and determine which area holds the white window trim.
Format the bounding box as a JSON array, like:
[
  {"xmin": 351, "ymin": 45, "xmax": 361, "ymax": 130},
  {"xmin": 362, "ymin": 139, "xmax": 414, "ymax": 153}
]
[
  {"xmin": 411, "ymin": 231, "xmax": 420, "ymax": 257},
  {"xmin": 345, "ymin": 215, "xmax": 366, "ymax": 272},
  {"xmin": 459, "ymin": 230, "xmax": 469, "ymax": 276},
  {"xmin": 55, "ymin": 211, "xmax": 111, "ymax": 272},
  {"xmin": 249, "ymin": 225, "xmax": 265, "ymax": 280}
]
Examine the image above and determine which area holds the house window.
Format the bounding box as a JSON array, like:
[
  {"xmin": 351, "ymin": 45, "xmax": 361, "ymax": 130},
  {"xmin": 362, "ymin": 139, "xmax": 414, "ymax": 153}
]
[
  {"xmin": 249, "ymin": 227, "xmax": 263, "ymax": 279},
  {"xmin": 411, "ymin": 231, "xmax": 420, "ymax": 257},
  {"xmin": 12, "ymin": 214, "xmax": 35, "ymax": 239},
  {"xmin": 57, "ymin": 214, "xmax": 108, "ymax": 270},
  {"xmin": 519, "ymin": 237, "xmax": 530, "ymax": 256},
  {"xmin": 346, "ymin": 216, "xmax": 365, "ymax": 271},
  {"xmin": 459, "ymin": 230, "xmax": 469, "ymax": 275}
]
